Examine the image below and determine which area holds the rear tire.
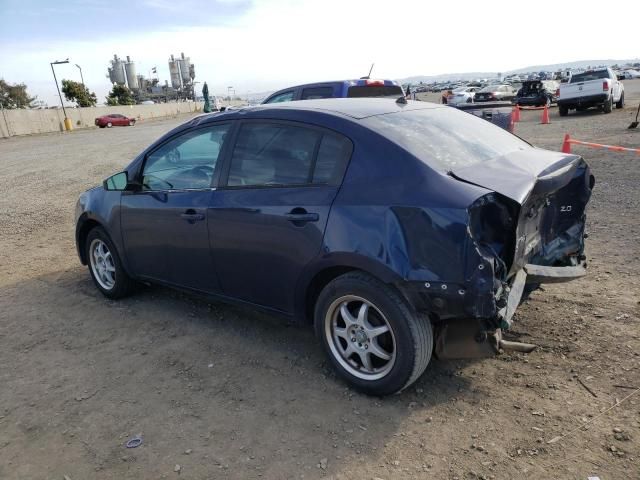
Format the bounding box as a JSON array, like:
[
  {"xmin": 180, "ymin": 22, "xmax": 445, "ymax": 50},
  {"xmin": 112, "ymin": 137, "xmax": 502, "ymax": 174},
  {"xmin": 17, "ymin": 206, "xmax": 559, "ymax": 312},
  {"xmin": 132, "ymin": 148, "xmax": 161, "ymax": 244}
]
[
  {"xmin": 314, "ymin": 272, "xmax": 433, "ymax": 396},
  {"xmin": 603, "ymin": 97, "xmax": 613, "ymax": 113},
  {"xmin": 86, "ymin": 227, "xmax": 135, "ymax": 299},
  {"xmin": 616, "ymin": 92, "xmax": 624, "ymax": 109},
  {"xmin": 559, "ymin": 105, "xmax": 569, "ymax": 116}
]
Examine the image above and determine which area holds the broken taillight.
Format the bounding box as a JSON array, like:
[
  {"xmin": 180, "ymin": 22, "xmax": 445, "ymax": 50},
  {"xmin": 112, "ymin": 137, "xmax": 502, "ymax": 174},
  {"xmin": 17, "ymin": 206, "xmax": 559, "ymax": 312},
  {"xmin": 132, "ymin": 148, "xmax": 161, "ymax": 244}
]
[{"xmin": 468, "ymin": 194, "xmax": 519, "ymax": 279}]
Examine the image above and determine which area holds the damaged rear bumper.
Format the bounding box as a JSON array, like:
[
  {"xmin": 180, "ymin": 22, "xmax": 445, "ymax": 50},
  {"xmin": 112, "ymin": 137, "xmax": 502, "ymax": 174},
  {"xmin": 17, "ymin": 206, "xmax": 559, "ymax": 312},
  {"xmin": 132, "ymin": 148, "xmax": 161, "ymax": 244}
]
[
  {"xmin": 499, "ymin": 261, "xmax": 587, "ymax": 328},
  {"xmin": 524, "ymin": 262, "xmax": 586, "ymax": 284},
  {"xmin": 434, "ymin": 261, "xmax": 587, "ymax": 359}
]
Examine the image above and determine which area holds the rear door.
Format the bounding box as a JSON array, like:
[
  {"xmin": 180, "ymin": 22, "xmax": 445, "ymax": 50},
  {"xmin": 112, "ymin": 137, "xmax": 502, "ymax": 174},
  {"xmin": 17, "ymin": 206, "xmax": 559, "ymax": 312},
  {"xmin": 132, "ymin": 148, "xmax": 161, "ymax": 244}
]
[
  {"xmin": 121, "ymin": 122, "xmax": 232, "ymax": 292},
  {"xmin": 209, "ymin": 120, "xmax": 352, "ymax": 313}
]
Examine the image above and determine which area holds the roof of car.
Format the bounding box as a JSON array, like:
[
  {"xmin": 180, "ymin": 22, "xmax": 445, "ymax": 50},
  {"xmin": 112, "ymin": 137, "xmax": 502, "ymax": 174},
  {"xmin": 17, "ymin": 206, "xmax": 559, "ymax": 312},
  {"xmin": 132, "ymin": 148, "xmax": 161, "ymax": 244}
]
[
  {"xmin": 272, "ymin": 78, "xmax": 400, "ymax": 90},
  {"xmin": 199, "ymin": 98, "xmax": 444, "ymax": 122}
]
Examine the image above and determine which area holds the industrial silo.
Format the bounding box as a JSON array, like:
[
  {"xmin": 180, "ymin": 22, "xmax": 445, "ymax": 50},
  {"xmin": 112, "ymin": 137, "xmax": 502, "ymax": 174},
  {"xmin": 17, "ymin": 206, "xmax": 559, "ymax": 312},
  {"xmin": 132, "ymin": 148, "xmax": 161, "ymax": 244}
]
[
  {"xmin": 169, "ymin": 55, "xmax": 182, "ymax": 89},
  {"xmin": 124, "ymin": 56, "xmax": 139, "ymax": 90},
  {"xmin": 110, "ymin": 55, "xmax": 126, "ymax": 85},
  {"xmin": 178, "ymin": 52, "xmax": 191, "ymax": 85}
]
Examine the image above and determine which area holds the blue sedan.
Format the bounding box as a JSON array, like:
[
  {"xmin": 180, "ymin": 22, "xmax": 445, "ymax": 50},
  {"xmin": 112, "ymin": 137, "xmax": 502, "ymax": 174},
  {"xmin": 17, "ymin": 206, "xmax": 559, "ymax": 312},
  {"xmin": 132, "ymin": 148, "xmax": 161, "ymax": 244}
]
[{"xmin": 75, "ymin": 98, "xmax": 594, "ymax": 395}]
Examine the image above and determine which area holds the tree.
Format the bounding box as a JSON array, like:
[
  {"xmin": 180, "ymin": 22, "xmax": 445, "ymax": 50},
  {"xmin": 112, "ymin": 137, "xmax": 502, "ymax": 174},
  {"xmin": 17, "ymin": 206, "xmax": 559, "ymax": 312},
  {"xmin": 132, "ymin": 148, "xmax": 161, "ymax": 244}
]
[
  {"xmin": 61, "ymin": 79, "xmax": 97, "ymax": 107},
  {"xmin": 0, "ymin": 79, "xmax": 36, "ymax": 109},
  {"xmin": 106, "ymin": 84, "xmax": 135, "ymax": 106}
]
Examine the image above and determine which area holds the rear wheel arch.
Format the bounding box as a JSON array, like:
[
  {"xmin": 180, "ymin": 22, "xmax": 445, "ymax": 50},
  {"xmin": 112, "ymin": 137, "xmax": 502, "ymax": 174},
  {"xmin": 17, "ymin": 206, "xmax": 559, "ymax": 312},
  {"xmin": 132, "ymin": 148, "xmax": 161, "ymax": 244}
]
[{"xmin": 299, "ymin": 259, "xmax": 405, "ymax": 324}]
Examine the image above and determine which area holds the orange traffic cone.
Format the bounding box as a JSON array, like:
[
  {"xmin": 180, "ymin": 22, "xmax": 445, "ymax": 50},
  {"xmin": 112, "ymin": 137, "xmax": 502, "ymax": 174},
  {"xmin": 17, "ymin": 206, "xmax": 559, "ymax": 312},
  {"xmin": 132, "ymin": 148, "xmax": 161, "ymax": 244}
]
[
  {"xmin": 512, "ymin": 105, "xmax": 520, "ymax": 122},
  {"xmin": 541, "ymin": 104, "xmax": 550, "ymax": 124},
  {"xmin": 561, "ymin": 134, "xmax": 571, "ymax": 153}
]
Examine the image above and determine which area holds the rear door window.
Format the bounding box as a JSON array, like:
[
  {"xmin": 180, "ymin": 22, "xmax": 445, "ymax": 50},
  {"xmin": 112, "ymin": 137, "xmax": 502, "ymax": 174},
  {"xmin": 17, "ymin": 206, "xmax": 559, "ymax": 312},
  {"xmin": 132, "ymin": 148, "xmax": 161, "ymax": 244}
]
[
  {"xmin": 312, "ymin": 134, "xmax": 352, "ymax": 184},
  {"xmin": 226, "ymin": 123, "xmax": 352, "ymax": 187},
  {"xmin": 301, "ymin": 86, "xmax": 335, "ymax": 100},
  {"xmin": 570, "ymin": 70, "xmax": 609, "ymax": 83}
]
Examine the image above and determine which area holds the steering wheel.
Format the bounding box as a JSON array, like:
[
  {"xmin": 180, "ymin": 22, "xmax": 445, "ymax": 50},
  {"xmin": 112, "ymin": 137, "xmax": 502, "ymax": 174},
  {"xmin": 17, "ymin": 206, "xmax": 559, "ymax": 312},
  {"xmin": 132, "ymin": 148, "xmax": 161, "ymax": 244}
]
[
  {"xmin": 143, "ymin": 174, "xmax": 173, "ymax": 190},
  {"xmin": 166, "ymin": 148, "xmax": 181, "ymax": 164},
  {"xmin": 191, "ymin": 165, "xmax": 214, "ymax": 176}
]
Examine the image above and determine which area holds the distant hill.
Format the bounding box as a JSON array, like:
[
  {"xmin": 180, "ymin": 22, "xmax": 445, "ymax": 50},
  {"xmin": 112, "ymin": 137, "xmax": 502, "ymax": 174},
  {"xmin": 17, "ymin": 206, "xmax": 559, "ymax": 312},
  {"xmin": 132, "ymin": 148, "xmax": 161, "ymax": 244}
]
[
  {"xmin": 508, "ymin": 58, "xmax": 640, "ymax": 74},
  {"xmin": 398, "ymin": 58, "xmax": 640, "ymax": 84}
]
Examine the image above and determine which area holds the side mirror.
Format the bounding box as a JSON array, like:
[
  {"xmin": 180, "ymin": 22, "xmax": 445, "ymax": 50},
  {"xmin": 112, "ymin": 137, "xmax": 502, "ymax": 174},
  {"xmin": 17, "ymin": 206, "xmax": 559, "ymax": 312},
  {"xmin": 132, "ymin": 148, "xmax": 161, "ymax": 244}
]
[{"xmin": 103, "ymin": 171, "xmax": 129, "ymax": 191}]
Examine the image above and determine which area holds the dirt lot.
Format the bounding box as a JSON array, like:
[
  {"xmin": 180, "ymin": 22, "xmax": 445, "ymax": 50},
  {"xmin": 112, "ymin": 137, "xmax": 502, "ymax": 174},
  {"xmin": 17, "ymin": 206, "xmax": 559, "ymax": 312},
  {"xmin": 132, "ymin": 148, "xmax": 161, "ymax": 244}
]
[{"xmin": 1, "ymin": 83, "xmax": 639, "ymax": 480}]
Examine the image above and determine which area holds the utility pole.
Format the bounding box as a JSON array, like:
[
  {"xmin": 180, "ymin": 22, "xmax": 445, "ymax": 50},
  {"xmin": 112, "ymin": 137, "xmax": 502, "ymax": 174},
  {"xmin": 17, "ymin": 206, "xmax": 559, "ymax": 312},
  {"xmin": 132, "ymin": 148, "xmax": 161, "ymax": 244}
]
[
  {"xmin": 75, "ymin": 64, "xmax": 85, "ymax": 88},
  {"xmin": 50, "ymin": 59, "xmax": 72, "ymax": 131}
]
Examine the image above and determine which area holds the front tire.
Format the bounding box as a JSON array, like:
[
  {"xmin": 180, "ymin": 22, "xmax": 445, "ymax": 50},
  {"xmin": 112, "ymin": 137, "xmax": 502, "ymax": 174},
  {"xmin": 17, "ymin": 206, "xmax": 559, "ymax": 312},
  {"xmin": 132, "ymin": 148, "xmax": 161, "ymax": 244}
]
[
  {"xmin": 129, "ymin": 120, "xmax": 135, "ymax": 126},
  {"xmin": 106, "ymin": 122, "xmax": 113, "ymax": 128},
  {"xmin": 314, "ymin": 272, "xmax": 433, "ymax": 396},
  {"xmin": 86, "ymin": 227, "xmax": 135, "ymax": 299},
  {"xmin": 559, "ymin": 105, "xmax": 569, "ymax": 116},
  {"xmin": 616, "ymin": 92, "xmax": 624, "ymax": 109}
]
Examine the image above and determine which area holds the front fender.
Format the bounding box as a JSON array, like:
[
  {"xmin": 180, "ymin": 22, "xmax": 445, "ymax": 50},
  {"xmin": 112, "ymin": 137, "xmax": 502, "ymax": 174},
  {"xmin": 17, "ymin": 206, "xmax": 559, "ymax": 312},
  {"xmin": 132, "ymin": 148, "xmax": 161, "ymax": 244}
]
[{"xmin": 74, "ymin": 189, "xmax": 128, "ymax": 273}]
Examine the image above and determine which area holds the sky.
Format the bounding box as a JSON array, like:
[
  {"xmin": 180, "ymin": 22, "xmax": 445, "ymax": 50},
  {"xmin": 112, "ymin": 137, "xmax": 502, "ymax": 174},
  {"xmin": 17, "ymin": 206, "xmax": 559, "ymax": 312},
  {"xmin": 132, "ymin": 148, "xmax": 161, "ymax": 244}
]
[{"xmin": 1, "ymin": 0, "xmax": 639, "ymax": 106}]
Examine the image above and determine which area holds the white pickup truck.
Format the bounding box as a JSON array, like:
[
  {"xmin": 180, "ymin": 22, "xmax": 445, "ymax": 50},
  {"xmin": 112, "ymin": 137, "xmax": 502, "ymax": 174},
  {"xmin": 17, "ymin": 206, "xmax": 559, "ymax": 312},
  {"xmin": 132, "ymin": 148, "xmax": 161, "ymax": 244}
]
[{"xmin": 557, "ymin": 67, "xmax": 624, "ymax": 116}]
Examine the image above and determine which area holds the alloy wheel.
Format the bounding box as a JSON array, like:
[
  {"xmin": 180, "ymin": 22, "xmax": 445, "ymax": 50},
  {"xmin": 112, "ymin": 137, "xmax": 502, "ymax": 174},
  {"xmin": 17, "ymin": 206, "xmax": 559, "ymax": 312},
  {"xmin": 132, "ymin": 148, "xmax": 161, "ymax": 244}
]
[
  {"xmin": 89, "ymin": 238, "xmax": 116, "ymax": 290},
  {"xmin": 324, "ymin": 295, "xmax": 396, "ymax": 380}
]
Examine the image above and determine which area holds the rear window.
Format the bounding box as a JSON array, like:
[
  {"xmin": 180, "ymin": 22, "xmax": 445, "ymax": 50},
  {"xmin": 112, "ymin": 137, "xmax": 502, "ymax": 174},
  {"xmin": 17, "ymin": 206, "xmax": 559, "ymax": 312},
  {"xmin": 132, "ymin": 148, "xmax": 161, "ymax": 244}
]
[
  {"xmin": 479, "ymin": 85, "xmax": 497, "ymax": 92},
  {"xmin": 570, "ymin": 70, "xmax": 609, "ymax": 83},
  {"xmin": 347, "ymin": 85, "xmax": 403, "ymax": 98},
  {"xmin": 362, "ymin": 107, "xmax": 529, "ymax": 171},
  {"xmin": 301, "ymin": 86, "xmax": 334, "ymax": 100}
]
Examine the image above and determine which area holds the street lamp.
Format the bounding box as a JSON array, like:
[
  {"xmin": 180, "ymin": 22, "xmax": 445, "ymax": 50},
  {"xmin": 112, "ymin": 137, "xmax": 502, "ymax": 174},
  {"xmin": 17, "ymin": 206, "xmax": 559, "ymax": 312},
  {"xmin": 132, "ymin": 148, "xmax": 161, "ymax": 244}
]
[
  {"xmin": 50, "ymin": 59, "xmax": 72, "ymax": 131},
  {"xmin": 74, "ymin": 64, "xmax": 85, "ymax": 89}
]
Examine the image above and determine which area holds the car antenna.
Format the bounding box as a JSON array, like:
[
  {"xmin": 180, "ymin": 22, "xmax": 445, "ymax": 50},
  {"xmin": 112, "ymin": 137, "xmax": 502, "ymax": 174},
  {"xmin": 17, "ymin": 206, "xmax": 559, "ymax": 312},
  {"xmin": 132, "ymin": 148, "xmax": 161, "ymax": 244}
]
[{"xmin": 360, "ymin": 63, "xmax": 375, "ymax": 80}]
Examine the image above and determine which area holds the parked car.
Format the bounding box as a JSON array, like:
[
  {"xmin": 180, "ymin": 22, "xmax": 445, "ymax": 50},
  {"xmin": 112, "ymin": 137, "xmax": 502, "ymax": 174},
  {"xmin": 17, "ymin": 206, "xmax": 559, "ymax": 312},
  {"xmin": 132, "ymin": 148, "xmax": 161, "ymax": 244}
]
[
  {"xmin": 95, "ymin": 114, "xmax": 136, "ymax": 128},
  {"xmin": 75, "ymin": 98, "xmax": 594, "ymax": 396},
  {"xmin": 262, "ymin": 79, "xmax": 404, "ymax": 104},
  {"xmin": 474, "ymin": 84, "xmax": 517, "ymax": 102},
  {"xmin": 453, "ymin": 102, "xmax": 515, "ymax": 132},
  {"xmin": 515, "ymin": 80, "xmax": 559, "ymax": 107},
  {"xmin": 446, "ymin": 86, "xmax": 481, "ymax": 105},
  {"xmin": 557, "ymin": 68, "xmax": 624, "ymax": 116}
]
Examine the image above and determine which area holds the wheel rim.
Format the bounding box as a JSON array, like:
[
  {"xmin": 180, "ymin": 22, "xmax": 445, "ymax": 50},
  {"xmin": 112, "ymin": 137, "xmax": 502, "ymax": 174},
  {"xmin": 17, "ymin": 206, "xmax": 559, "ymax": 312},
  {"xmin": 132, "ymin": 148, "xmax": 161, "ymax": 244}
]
[
  {"xmin": 89, "ymin": 239, "xmax": 116, "ymax": 290},
  {"xmin": 324, "ymin": 295, "xmax": 396, "ymax": 381}
]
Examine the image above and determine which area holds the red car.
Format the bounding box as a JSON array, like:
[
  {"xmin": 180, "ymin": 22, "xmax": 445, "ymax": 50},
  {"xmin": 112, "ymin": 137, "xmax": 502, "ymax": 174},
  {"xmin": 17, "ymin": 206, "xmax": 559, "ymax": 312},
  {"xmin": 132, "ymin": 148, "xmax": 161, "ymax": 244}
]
[{"xmin": 95, "ymin": 114, "xmax": 136, "ymax": 128}]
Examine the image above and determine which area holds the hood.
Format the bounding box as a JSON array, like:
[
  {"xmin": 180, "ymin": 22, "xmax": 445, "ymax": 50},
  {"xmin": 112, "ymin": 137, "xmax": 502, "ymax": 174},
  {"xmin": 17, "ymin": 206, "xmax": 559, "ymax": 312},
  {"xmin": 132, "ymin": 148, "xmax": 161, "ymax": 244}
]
[{"xmin": 450, "ymin": 148, "xmax": 583, "ymax": 204}]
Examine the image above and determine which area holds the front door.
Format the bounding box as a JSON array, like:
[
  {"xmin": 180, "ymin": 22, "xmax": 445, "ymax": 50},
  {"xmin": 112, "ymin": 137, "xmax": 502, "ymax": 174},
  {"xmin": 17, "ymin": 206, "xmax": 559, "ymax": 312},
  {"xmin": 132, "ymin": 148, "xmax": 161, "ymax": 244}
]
[
  {"xmin": 121, "ymin": 122, "xmax": 231, "ymax": 293},
  {"xmin": 209, "ymin": 121, "xmax": 352, "ymax": 313}
]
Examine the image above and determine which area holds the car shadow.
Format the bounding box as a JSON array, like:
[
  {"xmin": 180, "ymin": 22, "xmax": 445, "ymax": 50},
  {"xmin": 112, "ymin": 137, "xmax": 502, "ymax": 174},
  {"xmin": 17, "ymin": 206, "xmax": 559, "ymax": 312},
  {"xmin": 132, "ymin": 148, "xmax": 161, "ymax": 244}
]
[{"xmin": 0, "ymin": 267, "xmax": 484, "ymax": 478}]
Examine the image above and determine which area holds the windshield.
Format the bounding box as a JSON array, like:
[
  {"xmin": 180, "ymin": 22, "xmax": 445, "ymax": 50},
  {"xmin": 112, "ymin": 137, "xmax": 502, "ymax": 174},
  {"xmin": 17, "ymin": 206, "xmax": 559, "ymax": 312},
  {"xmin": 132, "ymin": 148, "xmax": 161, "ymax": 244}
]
[
  {"xmin": 362, "ymin": 107, "xmax": 530, "ymax": 171},
  {"xmin": 479, "ymin": 85, "xmax": 498, "ymax": 92},
  {"xmin": 570, "ymin": 70, "xmax": 609, "ymax": 83}
]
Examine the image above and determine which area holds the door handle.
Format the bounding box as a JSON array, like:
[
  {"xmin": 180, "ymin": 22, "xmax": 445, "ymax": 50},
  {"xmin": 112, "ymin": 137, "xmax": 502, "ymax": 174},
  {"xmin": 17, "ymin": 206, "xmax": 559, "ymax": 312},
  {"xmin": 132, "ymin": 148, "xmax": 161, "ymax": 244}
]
[
  {"xmin": 180, "ymin": 209, "xmax": 205, "ymax": 222},
  {"xmin": 285, "ymin": 211, "xmax": 319, "ymax": 223}
]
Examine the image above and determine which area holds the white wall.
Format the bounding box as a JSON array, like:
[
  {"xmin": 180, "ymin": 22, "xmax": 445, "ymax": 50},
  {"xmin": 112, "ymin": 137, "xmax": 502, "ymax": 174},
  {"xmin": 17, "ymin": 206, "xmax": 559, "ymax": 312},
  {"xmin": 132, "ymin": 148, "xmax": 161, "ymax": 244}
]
[{"xmin": 0, "ymin": 102, "xmax": 207, "ymax": 138}]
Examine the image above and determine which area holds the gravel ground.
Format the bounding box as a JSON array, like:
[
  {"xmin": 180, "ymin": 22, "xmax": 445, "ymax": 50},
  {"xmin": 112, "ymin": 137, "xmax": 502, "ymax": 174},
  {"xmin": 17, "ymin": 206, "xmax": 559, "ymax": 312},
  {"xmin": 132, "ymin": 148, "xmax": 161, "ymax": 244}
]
[{"xmin": 1, "ymin": 82, "xmax": 639, "ymax": 480}]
